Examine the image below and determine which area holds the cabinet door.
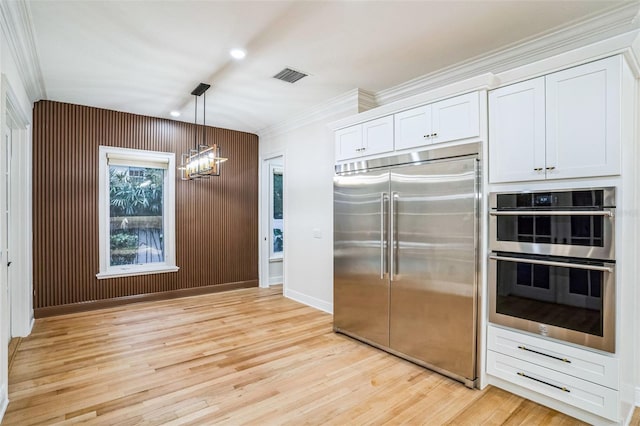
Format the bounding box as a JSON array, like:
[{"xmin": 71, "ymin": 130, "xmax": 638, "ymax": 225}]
[
  {"xmin": 362, "ymin": 116, "xmax": 394, "ymax": 157},
  {"xmin": 431, "ymin": 92, "xmax": 480, "ymax": 144},
  {"xmin": 394, "ymin": 105, "xmax": 431, "ymax": 150},
  {"xmin": 489, "ymin": 77, "xmax": 546, "ymax": 183},
  {"xmin": 335, "ymin": 124, "xmax": 363, "ymax": 161},
  {"xmin": 545, "ymin": 56, "xmax": 621, "ymax": 180}
]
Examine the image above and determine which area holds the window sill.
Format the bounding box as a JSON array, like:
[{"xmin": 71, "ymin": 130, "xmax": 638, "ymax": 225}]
[
  {"xmin": 269, "ymin": 256, "xmax": 283, "ymax": 262},
  {"xmin": 96, "ymin": 265, "xmax": 180, "ymax": 280}
]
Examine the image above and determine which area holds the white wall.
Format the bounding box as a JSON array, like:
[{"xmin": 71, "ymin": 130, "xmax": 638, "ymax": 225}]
[{"xmin": 259, "ymin": 106, "xmax": 357, "ymax": 313}]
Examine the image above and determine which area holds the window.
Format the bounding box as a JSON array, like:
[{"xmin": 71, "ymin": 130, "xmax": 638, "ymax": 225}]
[
  {"xmin": 270, "ymin": 166, "xmax": 283, "ymax": 259},
  {"xmin": 97, "ymin": 146, "xmax": 178, "ymax": 279}
]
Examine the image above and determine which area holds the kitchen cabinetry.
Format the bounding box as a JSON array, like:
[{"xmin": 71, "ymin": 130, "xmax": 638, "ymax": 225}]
[
  {"xmin": 487, "ymin": 325, "xmax": 619, "ymax": 421},
  {"xmin": 395, "ymin": 91, "xmax": 480, "ymax": 150},
  {"xmin": 335, "ymin": 116, "xmax": 393, "ymax": 161},
  {"xmin": 489, "ymin": 56, "xmax": 622, "ymax": 183}
]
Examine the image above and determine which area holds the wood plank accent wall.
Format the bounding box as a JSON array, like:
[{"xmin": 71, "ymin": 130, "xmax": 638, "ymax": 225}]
[{"xmin": 33, "ymin": 100, "xmax": 259, "ymax": 316}]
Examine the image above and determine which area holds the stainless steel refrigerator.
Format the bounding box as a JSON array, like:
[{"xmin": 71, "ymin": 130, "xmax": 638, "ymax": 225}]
[{"xmin": 333, "ymin": 143, "xmax": 479, "ymax": 388}]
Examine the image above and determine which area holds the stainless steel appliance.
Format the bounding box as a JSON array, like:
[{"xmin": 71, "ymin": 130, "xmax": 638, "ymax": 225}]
[
  {"xmin": 333, "ymin": 143, "xmax": 480, "ymax": 388},
  {"xmin": 489, "ymin": 188, "xmax": 616, "ymax": 353}
]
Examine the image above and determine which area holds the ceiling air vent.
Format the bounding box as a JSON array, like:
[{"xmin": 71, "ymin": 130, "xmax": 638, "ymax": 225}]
[{"xmin": 273, "ymin": 67, "xmax": 308, "ymax": 83}]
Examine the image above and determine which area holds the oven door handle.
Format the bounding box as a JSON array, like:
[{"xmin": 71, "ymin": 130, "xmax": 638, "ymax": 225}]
[
  {"xmin": 490, "ymin": 210, "xmax": 614, "ymax": 217},
  {"xmin": 489, "ymin": 255, "xmax": 613, "ymax": 272}
]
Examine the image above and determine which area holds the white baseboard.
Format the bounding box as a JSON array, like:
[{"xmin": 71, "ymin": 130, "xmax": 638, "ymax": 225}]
[
  {"xmin": 284, "ymin": 288, "xmax": 333, "ymax": 314},
  {"xmin": 269, "ymin": 275, "xmax": 283, "ymax": 286},
  {"xmin": 635, "ymin": 385, "xmax": 640, "ymax": 407}
]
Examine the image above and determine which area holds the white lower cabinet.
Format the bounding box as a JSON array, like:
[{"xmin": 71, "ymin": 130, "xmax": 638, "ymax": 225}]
[{"xmin": 487, "ymin": 325, "xmax": 619, "ymax": 421}]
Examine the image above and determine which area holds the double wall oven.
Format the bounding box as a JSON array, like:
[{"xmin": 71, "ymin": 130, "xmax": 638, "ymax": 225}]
[{"xmin": 489, "ymin": 188, "xmax": 615, "ymax": 353}]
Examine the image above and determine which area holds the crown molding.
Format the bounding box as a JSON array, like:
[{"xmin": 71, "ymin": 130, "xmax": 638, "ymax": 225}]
[
  {"xmin": 357, "ymin": 89, "xmax": 377, "ymax": 112},
  {"xmin": 329, "ymin": 72, "xmax": 497, "ymax": 132},
  {"xmin": 258, "ymin": 3, "xmax": 640, "ymax": 141},
  {"xmin": 0, "ymin": 0, "xmax": 46, "ymax": 101},
  {"xmin": 375, "ymin": 2, "xmax": 640, "ymax": 106},
  {"xmin": 257, "ymin": 88, "xmax": 363, "ymax": 140}
]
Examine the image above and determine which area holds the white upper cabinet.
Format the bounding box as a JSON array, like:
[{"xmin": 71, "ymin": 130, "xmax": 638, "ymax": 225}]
[
  {"xmin": 335, "ymin": 125, "xmax": 363, "ymax": 162},
  {"xmin": 431, "ymin": 92, "xmax": 480, "ymax": 144},
  {"xmin": 336, "ymin": 91, "xmax": 480, "ymax": 162},
  {"xmin": 489, "ymin": 56, "xmax": 622, "ymax": 183},
  {"xmin": 545, "ymin": 56, "xmax": 621, "ymax": 180},
  {"xmin": 395, "ymin": 92, "xmax": 480, "ymax": 151},
  {"xmin": 489, "ymin": 77, "xmax": 546, "ymax": 183},
  {"xmin": 394, "ymin": 105, "xmax": 432, "ymax": 150},
  {"xmin": 362, "ymin": 116, "xmax": 394, "ymax": 157},
  {"xmin": 335, "ymin": 116, "xmax": 393, "ymax": 161}
]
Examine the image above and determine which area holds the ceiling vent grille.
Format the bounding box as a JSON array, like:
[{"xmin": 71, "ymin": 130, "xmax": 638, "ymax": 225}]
[{"xmin": 273, "ymin": 68, "xmax": 308, "ymax": 83}]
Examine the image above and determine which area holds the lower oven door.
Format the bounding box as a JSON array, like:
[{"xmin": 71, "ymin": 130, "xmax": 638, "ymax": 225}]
[{"xmin": 489, "ymin": 253, "xmax": 615, "ymax": 353}]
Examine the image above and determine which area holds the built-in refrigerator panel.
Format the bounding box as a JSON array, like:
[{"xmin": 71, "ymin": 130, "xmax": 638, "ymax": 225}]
[
  {"xmin": 334, "ymin": 169, "xmax": 390, "ymax": 347},
  {"xmin": 388, "ymin": 157, "xmax": 477, "ymax": 381}
]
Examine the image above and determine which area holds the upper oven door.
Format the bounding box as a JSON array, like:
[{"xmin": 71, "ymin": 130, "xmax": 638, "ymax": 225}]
[{"xmin": 489, "ymin": 189, "xmax": 615, "ymax": 260}]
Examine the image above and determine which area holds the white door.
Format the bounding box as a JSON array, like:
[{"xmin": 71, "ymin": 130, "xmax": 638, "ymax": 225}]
[
  {"xmin": 431, "ymin": 91, "xmax": 480, "ymax": 144},
  {"xmin": 3, "ymin": 127, "xmax": 10, "ymax": 346},
  {"xmin": 545, "ymin": 56, "xmax": 621, "ymax": 180},
  {"xmin": 361, "ymin": 116, "xmax": 393, "ymax": 157},
  {"xmin": 260, "ymin": 155, "xmax": 285, "ymax": 288},
  {"xmin": 335, "ymin": 125, "xmax": 363, "ymax": 161},
  {"xmin": 489, "ymin": 77, "xmax": 546, "ymax": 183},
  {"xmin": 394, "ymin": 105, "xmax": 431, "ymax": 150}
]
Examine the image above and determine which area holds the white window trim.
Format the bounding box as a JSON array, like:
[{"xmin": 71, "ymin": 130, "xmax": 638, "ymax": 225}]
[
  {"xmin": 96, "ymin": 146, "xmax": 179, "ymax": 279},
  {"xmin": 269, "ymin": 165, "xmax": 283, "ymax": 260}
]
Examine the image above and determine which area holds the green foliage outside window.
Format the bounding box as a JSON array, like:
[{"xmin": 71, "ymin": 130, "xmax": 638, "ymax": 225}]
[
  {"xmin": 109, "ymin": 166, "xmax": 164, "ymax": 265},
  {"xmin": 273, "ymin": 172, "xmax": 282, "ymax": 220}
]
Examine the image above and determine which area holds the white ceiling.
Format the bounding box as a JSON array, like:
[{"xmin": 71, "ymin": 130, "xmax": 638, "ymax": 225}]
[{"xmin": 27, "ymin": 0, "xmax": 635, "ymax": 134}]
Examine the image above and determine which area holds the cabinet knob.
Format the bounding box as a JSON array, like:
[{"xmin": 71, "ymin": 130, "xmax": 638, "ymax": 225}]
[
  {"xmin": 431, "ymin": 133, "xmax": 438, "ymax": 137},
  {"xmin": 423, "ymin": 135, "xmax": 430, "ymax": 138},
  {"xmin": 546, "ymin": 166, "xmax": 556, "ymax": 171},
  {"xmin": 533, "ymin": 167, "xmax": 543, "ymax": 172}
]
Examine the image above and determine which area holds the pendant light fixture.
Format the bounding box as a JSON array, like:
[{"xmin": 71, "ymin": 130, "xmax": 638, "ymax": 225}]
[{"xmin": 179, "ymin": 82, "xmax": 228, "ymax": 180}]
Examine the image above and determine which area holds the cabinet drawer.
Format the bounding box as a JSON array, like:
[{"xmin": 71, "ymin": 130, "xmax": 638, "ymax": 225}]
[
  {"xmin": 487, "ymin": 351, "xmax": 618, "ymax": 421},
  {"xmin": 488, "ymin": 325, "xmax": 618, "ymax": 389}
]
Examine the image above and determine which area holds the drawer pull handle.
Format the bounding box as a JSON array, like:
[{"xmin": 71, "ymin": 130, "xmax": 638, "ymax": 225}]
[
  {"xmin": 518, "ymin": 345, "xmax": 571, "ymax": 363},
  {"xmin": 517, "ymin": 372, "xmax": 570, "ymax": 393}
]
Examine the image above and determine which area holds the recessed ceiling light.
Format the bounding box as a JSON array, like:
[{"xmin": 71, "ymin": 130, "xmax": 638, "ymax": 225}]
[
  {"xmin": 170, "ymin": 111, "xmax": 181, "ymax": 118},
  {"xmin": 230, "ymin": 48, "xmax": 246, "ymax": 60}
]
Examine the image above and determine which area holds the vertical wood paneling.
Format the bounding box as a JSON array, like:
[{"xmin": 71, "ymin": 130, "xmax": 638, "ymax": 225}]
[{"xmin": 33, "ymin": 100, "xmax": 258, "ymax": 315}]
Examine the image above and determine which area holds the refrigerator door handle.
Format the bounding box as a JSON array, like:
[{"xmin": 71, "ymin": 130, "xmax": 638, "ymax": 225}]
[
  {"xmin": 390, "ymin": 192, "xmax": 398, "ymax": 281},
  {"xmin": 380, "ymin": 192, "xmax": 388, "ymax": 279}
]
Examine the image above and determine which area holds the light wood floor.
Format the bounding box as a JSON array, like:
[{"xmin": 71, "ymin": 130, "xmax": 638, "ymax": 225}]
[{"xmin": 3, "ymin": 286, "xmax": 636, "ymax": 425}]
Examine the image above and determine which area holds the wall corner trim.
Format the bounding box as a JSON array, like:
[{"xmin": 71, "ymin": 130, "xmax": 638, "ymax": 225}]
[
  {"xmin": 284, "ymin": 288, "xmax": 332, "ymax": 314},
  {"xmin": 0, "ymin": 0, "xmax": 46, "ymax": 101}
]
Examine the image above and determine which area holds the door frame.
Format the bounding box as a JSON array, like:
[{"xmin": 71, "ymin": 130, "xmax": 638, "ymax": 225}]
[
  {"xmin": 2, "ymin": 76, "xmax": 33, "ymax": 339},
  {"xmin": 259, "ymin": 150, "xmax": 286, "ymax": 290}
]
